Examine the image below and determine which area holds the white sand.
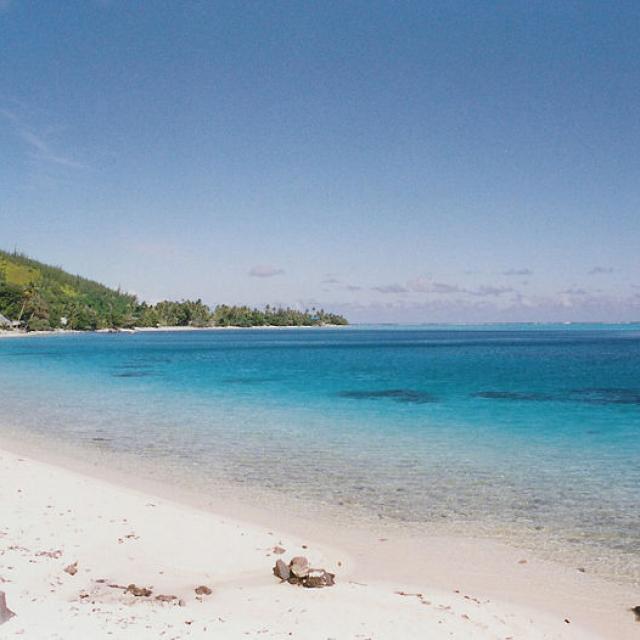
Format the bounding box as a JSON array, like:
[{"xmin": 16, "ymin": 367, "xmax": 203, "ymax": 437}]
[
  {"xmin": 1, "ymin": 447, "xmax": 637, "ymax": 639},
  {"xmin": 0, "ymin": 326, "xmax": 345, "ymax": 340},
  {"xmin": 0, "ymin": 330, "xmax": 86, "ymax": 339}
]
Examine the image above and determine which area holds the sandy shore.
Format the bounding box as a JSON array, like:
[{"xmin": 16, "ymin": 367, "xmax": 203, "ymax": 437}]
[
  {"xmin": 0, "ymin": 325, "xmax": 347, "ymax": 339},
  {"xmin": 0, "ymin": 329, "xmax": 87, "ymax": 339},
  {"xmin": 1, "ymin": 444, "xmax": 638, "ymax": 639}
]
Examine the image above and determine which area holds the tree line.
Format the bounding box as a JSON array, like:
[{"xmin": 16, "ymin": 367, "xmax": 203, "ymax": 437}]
[{"xmin": 0, "ymin": 250, "xmax": 347, "ymax": 331}]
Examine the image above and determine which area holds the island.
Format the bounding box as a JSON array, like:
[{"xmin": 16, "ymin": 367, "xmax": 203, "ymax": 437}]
[{"xmin": 0, "ymin": 250, "xmax": 348, "ymax": 332}]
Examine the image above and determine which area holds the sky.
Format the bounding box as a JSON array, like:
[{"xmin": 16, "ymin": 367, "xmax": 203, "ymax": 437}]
[{"xmin": 1, "ymin": 1, "xmax": 639, "ymax": 323}]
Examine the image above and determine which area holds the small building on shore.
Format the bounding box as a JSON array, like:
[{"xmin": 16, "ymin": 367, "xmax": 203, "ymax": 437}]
[{"xmin": 0, "ymin": 314, "xmax": 11, "ymax": 328}]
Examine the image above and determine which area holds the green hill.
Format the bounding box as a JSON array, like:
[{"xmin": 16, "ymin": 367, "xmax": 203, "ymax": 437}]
[
  {"xmin": 0, "ymin": 250, "xmax": 348, "ymax": 331},
  {"xmin": 0, "ymin": 250, "xmax": 140, "ymax": 330}
]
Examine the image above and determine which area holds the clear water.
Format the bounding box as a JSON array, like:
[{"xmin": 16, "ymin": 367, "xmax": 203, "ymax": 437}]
[{"xmin": 1, "ymin": 326, "xmax": 639, "ymax": 583}]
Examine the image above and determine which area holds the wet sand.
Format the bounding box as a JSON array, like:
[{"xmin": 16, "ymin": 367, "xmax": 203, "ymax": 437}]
[{"xmin": 1, "ymin": 440, "xmax": 638, "ymax": 639}]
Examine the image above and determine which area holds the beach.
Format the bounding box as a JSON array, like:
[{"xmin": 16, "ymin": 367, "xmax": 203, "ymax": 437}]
[
  {"xmin": 1, "ymin": 327, "xmax": 640, "ymax": 638},
  {"xmin": 3, "ymin": 2, "xmax": 638, "ymax": 636},
  {"xmin": 0, "ymin": 325, "xmax": 348, "ymax": 340},
  {"xmin": 4, "ymin": 0, "xmax": 639, "ymax": 635},
  {"xmin": 1, "ymin": 439, "xmax": 638, "ymax": 639}
]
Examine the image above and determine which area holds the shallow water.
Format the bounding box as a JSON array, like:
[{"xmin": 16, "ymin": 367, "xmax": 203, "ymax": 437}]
[{"xmin": 1, "ymin": 326, "xmax": 639, "ymax": 583}]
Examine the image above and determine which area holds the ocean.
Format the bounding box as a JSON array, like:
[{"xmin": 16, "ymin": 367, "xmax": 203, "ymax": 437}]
[{"xmin": 1, "ymin": 325, "xmax": 639, "ymax": 583}]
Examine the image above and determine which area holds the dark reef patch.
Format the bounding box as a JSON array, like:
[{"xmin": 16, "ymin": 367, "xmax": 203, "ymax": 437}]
[
  {"xmin": 472, "ymin": 388, "xmax": 640, "ymax": 406},
  {"xmin": 472, "ymin": 391, "xmax": 553, "ymax": 401},
  {"xmin": 338, "ymin": 389, "xmax": 436, "ymax": 404},
  {"xmin": 222, "ymin": 377, "xmax": 275, "ymax": 385},
  {"xmin": 118, "ymin": 363, "xmax": 159, "ymax": 369},
  {"xmin": 112, "ymin": 370, "xmax": 158, "ymax": 378},
  {"xmin": 567, "ymin": 388, "xmax": 640, "ymax": 406}
]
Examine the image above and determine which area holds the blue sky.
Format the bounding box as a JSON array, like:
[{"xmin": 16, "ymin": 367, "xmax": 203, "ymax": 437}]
[{"xmin": 1, "ymin": 1, "xmax": 639, "ymax": 322}]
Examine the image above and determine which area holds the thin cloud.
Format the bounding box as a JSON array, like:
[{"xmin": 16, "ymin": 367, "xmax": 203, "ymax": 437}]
[
  {"xmin": 248, "ymin": 265, "xmax": 285, "ymax": 278},
  {"xmin": 335, "ymin": 291, "xmax": 640, "ymax": 324},
  {"xmin": 503, "ymin": 268, "xmax": 532, "ymax": 276},
  {"xmin": 408, "ymin": 277, "xmax": 513, "ymax": 297},
  {"xmin": 406, "ymin": 277, "xmax": 431, "ymax": 292},
  {"xmin": 345, "ymin": 285, "xmax": 362, "ymax": 292},
  {"xmin": 468, "ymin": 286, "xmax": 514, "ymax": 297},
  {"xmin": 561, "ymin": 287, "xmax": 589, "ymax": 296},
  {"xmin": 322, "ymin": 277, "xmax": 341, "ymax": 285},
  {"xmin": 432, "ymin": 282, "xmax": 462, "ymax": 294},
  {"xmin": 0, "ymin": 108, "xmax": 19, "ymax": 124},
  {"xmin": 407, "ymin": 277, "xmax": 461, "ymax": 294},
  {"xmin": 589, "ymin": 266, "xmax": 614, "ymax": 275},
  {"xmin": 1, "ymin": 108, "xmax": 85, "ymax": 169},
  {"xmin": 22, "ymin": 130, "xmax": 85, "ymax": 168},
  {"xmin": 372, "ymin": 284, "xmax": 408, "ymax": 294}
]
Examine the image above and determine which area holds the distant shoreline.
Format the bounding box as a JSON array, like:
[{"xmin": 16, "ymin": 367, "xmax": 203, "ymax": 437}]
[
  {"xmin": 0, "ymin": 324, "xmax": 348, "ymax": 339},
  {"xmin": 132, "ymin": 324, "xmax": 348, "ymax": 332},
  {"xmin": 3, "ymin": 322, "xmax": 640, "ymax": 340}
]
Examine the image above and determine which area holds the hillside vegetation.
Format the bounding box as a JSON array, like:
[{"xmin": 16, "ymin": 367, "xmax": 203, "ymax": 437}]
[{"xmin": 0, "ymin": 250, "xmax": 348, "ymax": 331}]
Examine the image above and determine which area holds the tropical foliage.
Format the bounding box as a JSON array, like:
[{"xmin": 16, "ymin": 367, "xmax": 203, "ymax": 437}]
[
  {"xmin": 211, "ymin": 304, "xmax": 347, "ymax": 327},
  {"xmin": 0, "ymin": 250, "xmax": 348, "ymax": 331}
]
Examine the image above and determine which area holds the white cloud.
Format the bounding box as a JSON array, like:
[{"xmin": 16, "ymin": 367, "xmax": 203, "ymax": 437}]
[
  {"xmin": 503, "ymin": 268, "xmax": 532, "ymax": 276},
  {"xmin": 407, "ymin": 278, "xmax": 512, "ymax": 297},
  {"xmin": 329, "ymin": 290, "xmax": 640, "ymax": 323},
  {"xmin": 372, "ymin": 284, "xmax": 408, "ymax": 294},
  {"xmin": 468, "ymin": 285, "xmax": 514, "ymax": 297},
  {"xmin": 407, "ymin": 277, "xmax": 461, "ymax": 294},
  {"xmin": 248, "ymin": 265, "xmax": 285, "ymax": 278}
]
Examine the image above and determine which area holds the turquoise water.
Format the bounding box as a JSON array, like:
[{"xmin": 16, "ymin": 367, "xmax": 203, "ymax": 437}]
[{"xmin": 1, "ymin": 326, "xmax": 639, "ymax": 582}]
